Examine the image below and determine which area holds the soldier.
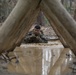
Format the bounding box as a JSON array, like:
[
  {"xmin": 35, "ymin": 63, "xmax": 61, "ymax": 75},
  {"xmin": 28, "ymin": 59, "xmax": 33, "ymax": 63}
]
[{"xmin": 24, "ymin": 25, "xmax": 48, "ymax": 43}]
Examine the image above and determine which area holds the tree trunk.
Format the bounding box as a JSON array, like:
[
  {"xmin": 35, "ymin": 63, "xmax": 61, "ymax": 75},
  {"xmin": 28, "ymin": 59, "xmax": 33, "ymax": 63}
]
[
  {"xmin": 0, "ymin": 0, "xmax": 17, "ymax": 23},
  {"xmin": 37, "ymin": 11, "xmax": 45, "ymax": 26},
  {"xmin": 74, "ymin": 0, "xmax": 76, "ymax": 21},
  {"xmin": 41, "ymin": 0, "xmax": 76, "ymax": 55},
  {"xmin": 74, "ymin": 9, "xmax": 76, "ymax": 20},
  {"xmin": 61, "ymin": 0, "xmax": 64, "ymax": 4},
  {"xmin": 0, "ymin": 0, "xmax": 40, "ymax": 54}
]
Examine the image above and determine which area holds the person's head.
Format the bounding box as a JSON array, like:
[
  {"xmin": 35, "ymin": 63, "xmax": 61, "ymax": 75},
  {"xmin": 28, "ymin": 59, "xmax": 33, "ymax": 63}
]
[
  {"xmin": 33, "ymin": 25, "xmax": 41, "ymax": 36},
  {"xmin": 34, "ymin": 25, "xmax": 41, "ymax": 30}
]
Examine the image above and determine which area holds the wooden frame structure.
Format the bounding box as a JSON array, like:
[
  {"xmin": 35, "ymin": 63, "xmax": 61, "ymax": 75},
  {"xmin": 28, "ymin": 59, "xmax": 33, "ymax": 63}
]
[{"xmin": 0, "ymin": 0, "xmax": 76, "ymax": 56}]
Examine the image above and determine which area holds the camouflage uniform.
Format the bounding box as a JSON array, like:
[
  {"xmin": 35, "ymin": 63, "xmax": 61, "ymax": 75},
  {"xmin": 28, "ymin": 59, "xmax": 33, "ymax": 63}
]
[{"xmin": 24, "ymin": 30, "xmax": 48, "ymax": 43}]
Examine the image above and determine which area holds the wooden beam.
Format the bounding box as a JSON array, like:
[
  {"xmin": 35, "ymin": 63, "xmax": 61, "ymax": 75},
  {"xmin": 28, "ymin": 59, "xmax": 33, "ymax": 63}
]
[
  {"xmin": 41, "ymin": 0, "xmax": 76, "ymax": 55},
  {"xmin": 16, "ymin": 8, "xmax": 40, "ymax": 46},
  {"xmin": 48, "ymin": 48, "xmax": 70, "ymax": 75},
  {"xmin": 0, "ymin": 0, "xmax": 40, "ymax": 54},
  {"xmin": 41, "ymin": 9, "xmax": 68, "ymax": 48},
  {"xmin": 50, "ymin": 22, "xmax": 68, "ymax": 48}
]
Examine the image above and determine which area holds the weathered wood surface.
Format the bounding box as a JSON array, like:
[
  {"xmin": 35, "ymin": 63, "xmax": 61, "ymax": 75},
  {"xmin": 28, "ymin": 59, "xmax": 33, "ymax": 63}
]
[
  {"xmin": 7, "ymin": 47, "xmax": 42, "ymax": 75},
  {"xmin": 50, "ymin": 22, "xmax": 68, "ymax": 48},
  {"xmin": 41, "ymin": 10, "xmax": 68, "ymax": 48},
  {"xmin": 0, "ymin": 0, "xmax": 76, "ymax": 56},
  {"xmin": 48, "ymin": 48, "xmax": 70, "ymax": 75},
  {"xmin": 0, "ymin": 41, "xmax": 73, "ymax": 75},
  {"xmin": 6, "ymin": 41, "xmax": 63, "ymax": 75},
  {"xmin": 0, "ymin": 0, "xmax": 40, "ymax": 54},
  {"xmin": 41, "ymin": 0, "xmax": 76, "ymax": 55}
]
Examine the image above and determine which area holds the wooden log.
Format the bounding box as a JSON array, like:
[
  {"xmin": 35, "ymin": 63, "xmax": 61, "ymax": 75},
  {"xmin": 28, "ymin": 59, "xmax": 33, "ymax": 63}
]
[
  {"xmin": 0, "ymin": 0, "xmax": 40, "ymax": 54},
  {"xmin": 48, "ymin": 48, "xmax": 70, "ymax": 75},
  {"xmin": 41, "ymin": 9, "xmax": 68, "ymax": 48},
  {"xmin": 15, "ymin": 8, "xmax": 40, "ymax": 46},
  {"xmin": 9, "ymin": 8, "xmax": 40, "ymax": 53},
  {"xmin": 41, "ymin": 0, "xmax": 76, "ymax": 55},
  {"xmin": 50, "ymin": 22, "xmax": 68, "ymax": 48}
]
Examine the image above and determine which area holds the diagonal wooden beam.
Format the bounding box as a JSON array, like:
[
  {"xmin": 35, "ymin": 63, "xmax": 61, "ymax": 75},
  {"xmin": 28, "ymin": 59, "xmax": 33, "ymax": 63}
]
[
  {"xmin": 41, "ymin": 5, "xmax": 68, "ymax": 48},
  {"xmin": 48, "ymin": 48, "xmax": 70, "ymax": 75},
  {"xmin": 15, "ymin": 8, "xmax": 40, "ymax": 46},
  {"xmin": 41, "ymin": 0, "xmax": 76, "ymax": 55},
  {"xmin": 0, "ymin": 0, "xmax": 40, "ymax": 54}
]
